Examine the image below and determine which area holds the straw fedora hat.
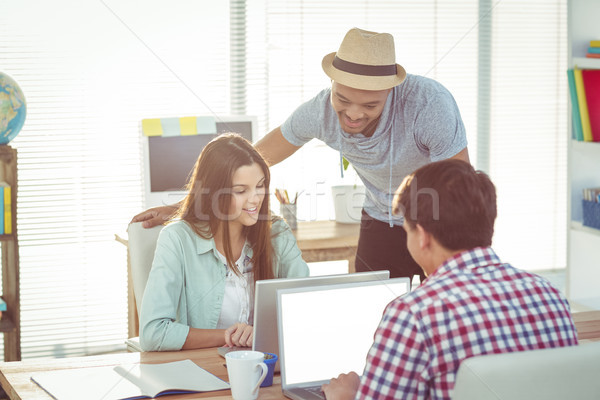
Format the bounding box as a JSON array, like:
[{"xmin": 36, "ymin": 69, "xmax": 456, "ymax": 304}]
[{"xmin": 322, "ymin": 28, "xmax": 406, "ymax": 91}]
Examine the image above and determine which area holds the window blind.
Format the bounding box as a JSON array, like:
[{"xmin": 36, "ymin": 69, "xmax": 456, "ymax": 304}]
[
  {"xmin": 485, "ymin": 0, "xmax": 568, "ymax": 270},
  {"xmin": 243, "ymin": 0, "xmax": 567, "ymax": 270},
  {"xmin": 0, "ymin": 0, "xmax": 567, "ymax": 360},
  {"xmin": 0, "ymin": 0, "xmax": 230, "ymax": 359}
]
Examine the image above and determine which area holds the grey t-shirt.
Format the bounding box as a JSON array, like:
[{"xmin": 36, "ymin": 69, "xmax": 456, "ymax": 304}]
[{"xmin": 281, "ymin": 74, "xmax": 467, "ymax": 226}]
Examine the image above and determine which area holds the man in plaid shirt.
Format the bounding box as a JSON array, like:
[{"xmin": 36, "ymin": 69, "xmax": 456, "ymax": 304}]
[{"xmin": 322, "ymin": 159, "xmax": 578, "ymax": 400}]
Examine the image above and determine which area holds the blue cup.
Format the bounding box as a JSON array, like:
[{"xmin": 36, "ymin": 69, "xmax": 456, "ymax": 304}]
[{"xmin": 260, "ymin": 352, "xmax": 278, "ymax": 387}]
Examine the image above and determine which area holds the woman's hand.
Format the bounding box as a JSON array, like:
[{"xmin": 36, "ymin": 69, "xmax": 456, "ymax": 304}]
[{"xmin": 224, "ymin": 323, "xmax": 254, "ymax": 347}]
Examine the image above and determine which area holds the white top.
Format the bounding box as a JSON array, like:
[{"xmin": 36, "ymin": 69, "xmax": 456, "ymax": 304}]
[{"xmin": 215, "ymin": 244, "xmax": 254, "ymax": 329}]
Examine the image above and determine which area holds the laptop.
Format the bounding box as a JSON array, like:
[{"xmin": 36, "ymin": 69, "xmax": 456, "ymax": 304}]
[
  {"xmin": 217, "ymin": 271, "xmax": 390, "ymax": 361},
  {"xmin": 277, "ymin": 277, "xmax": 411, "ymax": 400}
]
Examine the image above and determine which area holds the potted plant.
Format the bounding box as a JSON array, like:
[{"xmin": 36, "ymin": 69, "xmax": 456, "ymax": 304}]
[{"xmin": 331, "ymin": 157, "xmax": 365, "ymax": 224}]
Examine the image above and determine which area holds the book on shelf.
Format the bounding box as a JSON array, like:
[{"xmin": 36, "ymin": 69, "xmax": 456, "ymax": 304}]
[
  {"xmin": 582, "ymin": 69, "xmax": 600, "ymax": 142},
  {"xmin": 588, "ymin": 40, "xmax": 600, "ymax": 57},
  {"xmin": 0, "ymin": 185, "xmax": 4, "ymax": 235},
  {"xmin": 583, "ymin": 187, "xmax": 600, "ymax": 203},
  {"xmin": 31, "ymin": 359, "xmax": 230, "ymax": 400},
  {"xmin": 573, "ymin": 67, "xmax": 594, "ymax": 142},
  {"xmin": 0, "ymin": 182, "xmax": 11, "ymax": 235},
  {"xmin": 567, "ymin": 69, "xmax": 584, "ymax": 141},
  {"xmin": 0, "ymin": 297, "xmax": 6, "ymax": 312}
]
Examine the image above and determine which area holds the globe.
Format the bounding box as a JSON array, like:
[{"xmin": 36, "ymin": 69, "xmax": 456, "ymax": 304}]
[{"xmin": 0, "ymin": 72, "xmax": 27, "ymax": 145}]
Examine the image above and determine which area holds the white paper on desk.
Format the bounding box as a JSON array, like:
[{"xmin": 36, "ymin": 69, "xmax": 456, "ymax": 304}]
[{"xmin": 31, "ymin": 359, "xmax": 230, "ymax": 400}]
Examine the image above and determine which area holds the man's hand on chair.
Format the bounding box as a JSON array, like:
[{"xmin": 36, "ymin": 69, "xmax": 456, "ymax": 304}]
[{"xmin": 131, "ymin": 205, "xmax": 177, "ymax": 228}]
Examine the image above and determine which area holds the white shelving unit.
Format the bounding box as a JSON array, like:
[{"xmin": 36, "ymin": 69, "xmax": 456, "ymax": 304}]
[{"xmin": 566, "ymin": 0, "xmax": 600, "ymax": 309}]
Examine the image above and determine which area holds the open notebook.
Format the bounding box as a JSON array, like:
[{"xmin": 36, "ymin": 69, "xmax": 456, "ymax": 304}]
[
  {"xmin": 277, "ymin": 277, "xmax": 411, "ymax": 400},
  {"xmin": 31, "ymin": 359, "xmax": 229, "ymax": 400}
]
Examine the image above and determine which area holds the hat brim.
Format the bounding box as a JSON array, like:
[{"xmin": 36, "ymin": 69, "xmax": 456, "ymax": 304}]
[{"xmin": 322, "ymin": 52, "xmax": 406, "ymax": 91}]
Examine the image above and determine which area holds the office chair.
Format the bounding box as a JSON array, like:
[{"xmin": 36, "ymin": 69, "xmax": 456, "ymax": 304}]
[
  {"xmin": 125, "ymin": 222, "xmax": 164, "ymax": 351},
  {"xmin": 452, "ymin": 341, "xmax": 600, "ymax": 400}
]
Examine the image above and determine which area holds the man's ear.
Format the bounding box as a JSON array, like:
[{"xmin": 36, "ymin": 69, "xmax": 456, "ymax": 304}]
[{"xmin": 415, "ymin": 224, "xmax": 431, "ymax": 250}]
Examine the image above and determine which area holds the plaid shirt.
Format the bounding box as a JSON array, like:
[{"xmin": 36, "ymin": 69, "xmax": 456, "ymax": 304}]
[{"xmin": 357, "ymin": 247, "xmax": 578, "ymax": 400}]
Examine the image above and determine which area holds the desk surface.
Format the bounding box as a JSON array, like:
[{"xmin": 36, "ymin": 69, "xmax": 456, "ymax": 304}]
[
  {"xmin": 292, "ymin": 220, "xmax": 360, "ymax": 272},
  {"xmin": 0, "ymin": 347, "xmax": 285, "ymax": 400},
  {"xmin": 293, "ymin": 220, "xmax": 360, "ymax": 251},
  {"xmin": 2, "ymin": 310, "xmax": 599, "ymax": 400},
  {"xmin": 573, "ymin": 310, "xmax": 600, "ymax": 343}
]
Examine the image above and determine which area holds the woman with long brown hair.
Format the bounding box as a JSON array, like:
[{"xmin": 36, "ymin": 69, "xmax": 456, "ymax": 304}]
[{"xmin": 140, "ymin": 133, "xmax": 308, "ymax": 351}]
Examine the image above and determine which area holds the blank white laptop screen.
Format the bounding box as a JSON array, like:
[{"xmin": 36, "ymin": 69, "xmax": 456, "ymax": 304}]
[
  {"xmin": 252, "ymin": 271, "xmax": 389, "ymax": 358},
  {"xmin": 277, "ymin": 277, "xmax": 410, "ymax": 392},
  {"xmin": 217, "ymin": 271, "xmax": 390, "ymax": 361}
]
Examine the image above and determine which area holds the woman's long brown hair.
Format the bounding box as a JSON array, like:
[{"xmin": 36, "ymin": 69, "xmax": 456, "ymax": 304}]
[{"xmin": 174, "ymin": 133, "xmax": 274, "ymax": 282}]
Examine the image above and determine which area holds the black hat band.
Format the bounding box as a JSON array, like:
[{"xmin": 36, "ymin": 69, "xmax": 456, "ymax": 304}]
[{"xmin": 333, "ymin": 56, "xmax": 397, "ymax": 77}]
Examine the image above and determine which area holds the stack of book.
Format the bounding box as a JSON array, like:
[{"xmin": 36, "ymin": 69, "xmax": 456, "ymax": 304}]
[
  {"xmin": 587, "ymin": 40, "xmax": 600, "ymax": 59},
  {"xmin": 0, "ymin": 182, "xmax": 11, "ymax": 235},
  {"xmin": 567, "ymin": 60, "xmax": 600, "ymax": 142},
  {"xmin": 583, "ymin": 187, "xmax": 600, "ymax": 203}
]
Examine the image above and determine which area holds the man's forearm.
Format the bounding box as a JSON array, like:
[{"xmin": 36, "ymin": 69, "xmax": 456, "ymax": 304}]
[{"xmin": 254, "ymin": 127, "xmax": 301, "ymax": 166}]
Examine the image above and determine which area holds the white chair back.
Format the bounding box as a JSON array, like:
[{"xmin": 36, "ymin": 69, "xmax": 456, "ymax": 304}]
[
  {"xmin": 452, "ymin": 341, "xmax": 600, "ymax": 400},
  {"xmin": 127, "ymin": 222, "xmax": 164, "ymax": 317}
]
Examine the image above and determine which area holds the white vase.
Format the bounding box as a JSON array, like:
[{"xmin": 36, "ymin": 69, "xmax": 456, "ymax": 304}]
[{"xmin": 331, "ymin": 185, "xmax": 366, "ymax": 224}]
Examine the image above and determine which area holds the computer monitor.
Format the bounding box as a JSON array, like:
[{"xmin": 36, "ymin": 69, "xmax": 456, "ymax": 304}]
[{"xmin": 141, "ymin": 115, "xmax": 258, "ymax": 208}]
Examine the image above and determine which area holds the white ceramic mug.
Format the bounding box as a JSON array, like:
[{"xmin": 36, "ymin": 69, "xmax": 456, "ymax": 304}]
[{"xmin": 225, "ymin": 350, "xmax": 268, "ymax": 400}]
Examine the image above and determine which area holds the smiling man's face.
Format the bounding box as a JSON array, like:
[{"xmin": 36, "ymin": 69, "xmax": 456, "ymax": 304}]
[{"xmin": 330, "ymin": 81, "xmax": 391, "ymax": 137}]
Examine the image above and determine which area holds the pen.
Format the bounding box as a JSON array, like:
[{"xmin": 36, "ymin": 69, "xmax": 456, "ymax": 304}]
[
  {"xmin": 275, "ymin": 188, "xmax": 288, "ymax": 204},
  {"xmin": 279, "ymin": 189, "xmax": 287, "ymax": 204},
  {"xmin": 275, "ymin": 188, "xmax": 301, "ymax": 205}
]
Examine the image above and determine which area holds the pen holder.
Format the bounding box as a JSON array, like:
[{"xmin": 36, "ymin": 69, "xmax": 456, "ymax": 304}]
[
  {"xmin": 260, "ymin": 353, "xmax": 278, "ymax": 387},
  {"xmin": 582, "ymin": 200, "xmax": 600, "ymax": 230},
  {"xmin": 280, "ymin": 204, "xmax": 297, "ymax": 230}
]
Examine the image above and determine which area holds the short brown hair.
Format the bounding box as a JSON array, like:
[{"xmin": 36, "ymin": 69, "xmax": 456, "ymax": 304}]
[{"xmin": 393, "ymin": 159, "xmax": 497, "ymax": 250}]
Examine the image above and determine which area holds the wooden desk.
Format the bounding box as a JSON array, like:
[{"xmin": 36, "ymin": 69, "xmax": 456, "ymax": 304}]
[
  {"xmin": 293, "ymin": 220, "xmax": 360, "ymax": 273},
  {"xmin": 0, "ymin": 348, "xmax": 285, "ymax": 400},
  {"xmin": 1, "ymin": 312, "xmax": 599, "ymax": 399},
  {"xmin": 573, "ymin": 310, "xmax": 600, "ymax": 343}
]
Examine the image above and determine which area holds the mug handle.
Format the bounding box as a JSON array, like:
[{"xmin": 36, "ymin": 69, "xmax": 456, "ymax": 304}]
[{"xmin": 252, "ymin": 362, "xmax": 268, "ymax": 395}]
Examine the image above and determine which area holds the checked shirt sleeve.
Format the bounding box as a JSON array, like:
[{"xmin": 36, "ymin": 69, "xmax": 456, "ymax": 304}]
[{"xmin": 357, "ymin": 301, "xmax": 430, "ymax": 400}]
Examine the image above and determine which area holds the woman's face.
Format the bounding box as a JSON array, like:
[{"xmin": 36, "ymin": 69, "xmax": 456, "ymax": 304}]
[{"xmin": 228, "ymin": 162, "xmax": 266, "ymax": 228}]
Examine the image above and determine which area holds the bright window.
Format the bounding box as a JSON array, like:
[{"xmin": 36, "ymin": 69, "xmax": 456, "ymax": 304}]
[{"xmin": 0, "ymin": 0, "xmax": 566, "ymax": 359}]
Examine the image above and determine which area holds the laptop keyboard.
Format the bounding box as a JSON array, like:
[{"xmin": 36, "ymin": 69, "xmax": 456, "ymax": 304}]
[{"xmin": 303, "ymin": 386, "xmax": 326, "ymax": 399}]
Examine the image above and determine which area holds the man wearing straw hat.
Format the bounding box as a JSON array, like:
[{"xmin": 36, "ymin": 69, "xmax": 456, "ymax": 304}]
[
  {"xmin": 133, "ymin": 28, "xmax": 469, "ymax": 282},
  {"xmin": 255, "ymin": 27, "xmax": 469, "ymax": 280}
]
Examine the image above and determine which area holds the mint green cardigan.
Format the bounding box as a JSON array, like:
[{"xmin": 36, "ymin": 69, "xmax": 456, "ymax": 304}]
[{"xmin": 139, "ymin": 219, "xmax": 309, "ymax": 351}]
